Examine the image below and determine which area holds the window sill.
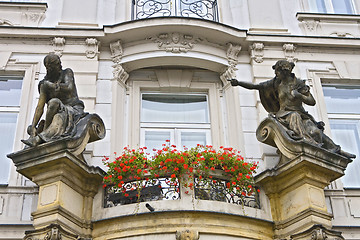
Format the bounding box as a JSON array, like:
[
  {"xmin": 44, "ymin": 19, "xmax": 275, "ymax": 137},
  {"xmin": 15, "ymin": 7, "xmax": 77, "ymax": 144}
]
[
  {"xmin": 297, "ymin": 12, "xmax": 360, "ymax": 22},
  {"xmin": 296, "ymin": 12, "xmax": 360, "ymax": 38}
]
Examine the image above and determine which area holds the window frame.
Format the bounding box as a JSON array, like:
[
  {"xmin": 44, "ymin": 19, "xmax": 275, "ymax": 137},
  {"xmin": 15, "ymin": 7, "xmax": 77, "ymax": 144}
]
[
  {"xmin": 0, "ymin": 60, "xmax": 40, "ymax": 186},
  {"xmin": 320, "ymin": 82, "xmax": 360, "ymax": 188},
  {"xmin": 306, "ymin": 0, "xmax": 356, "ymax": 14},
  {"xmin": 126, "ymin": 70, "xmax": 225, "ymax": 150},
  {"xmin": 140, "ymin": 92, "xmax": 212, "ymax": 150}
]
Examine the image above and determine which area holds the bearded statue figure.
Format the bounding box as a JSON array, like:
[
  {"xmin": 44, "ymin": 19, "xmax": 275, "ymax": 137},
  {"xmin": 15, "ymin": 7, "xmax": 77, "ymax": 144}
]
[{"xmin": 22, "ymin": 54, "xmax": 103, "ymax": 149}]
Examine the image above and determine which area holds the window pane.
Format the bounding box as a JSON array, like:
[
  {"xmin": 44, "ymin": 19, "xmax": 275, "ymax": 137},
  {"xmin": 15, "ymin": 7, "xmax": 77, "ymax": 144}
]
[
  {"xmin": 330, "ymin": 119, "xmax": 360, "ymax": 187},
  {"xmin": 181, "ymin": 132, "xmax": 206, "ymax": 149},
  {"xmin": 145, "ymin": 131, "xmax": 171, "ymax": 153},
  {"xmin": 0, "ymin": 77, "xmax": 23, "ymax": 107},
  {"xmin": 316, "ymin": 0, "xmax": 327, "ymax": 12},
  {"xmin": 332, "ymin": 0, "xmax": 354, "ymax": 14},
  {"xmin": 141, "ymin": 94, "xmax": 209, "ymax": 123},
  {"xmin": 323, "ymin": 86, "xmax": 360, "ymax": 114},
  {"xmin": 0, "ymin": 113, "xmax": 18, "ymax": 184}
]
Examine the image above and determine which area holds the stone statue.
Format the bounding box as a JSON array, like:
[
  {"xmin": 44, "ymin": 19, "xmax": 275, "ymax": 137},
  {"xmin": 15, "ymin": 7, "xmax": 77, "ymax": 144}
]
[
  {"xmin": 229, "ymin": 60, "xmax": 355, "ymax": 159},
  {"xmin": 21, "ymin": 54, "xmax": 105, "ymax": 155}
]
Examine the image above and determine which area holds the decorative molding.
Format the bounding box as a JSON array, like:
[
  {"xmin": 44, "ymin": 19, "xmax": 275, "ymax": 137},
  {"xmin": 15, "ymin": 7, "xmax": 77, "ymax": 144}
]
[
  {"xmin": 303, "ymin": 20, "xmax": 319, "ymax": 32},
  {"xmin": 110, "ymin": 40, "xmax": 123, "ymax": 63},
  {"xmin": 113, "ymin": 63, "xmax": 129, "ymax": 83},
  {"xmin": 24, "ymin": 223, "xmax": 78, "ymax": 240},
  {"xmin": 0, "ymin": 19, "xmax": 13, "ymax": 26},
  {"xmin": 290, "ymin": 224, "xmax": 344, "ymax": 240},
  {"xmin": 250, "ymin": 42, "xmax": 264, "ymax": 63},
  {"xmin": 283, "ymin": 43, "xmax": 296, "ymax": 62},
  {"xmin": 85, "ymin": 38, "xmax": 99, "ymax": 59},
  {"xmin": 43, "ymin": 226, "xmax": 61, "ymax": 240},
  {"xmin": 226, "ymin": 42, "xmax": 242, "ymax": 66},
  {"xmin": 330, "ymin": 32, "xmax": 354, "ymax": 38},
  {"xmin": 220, "ymin": 65, "xmax": 237, "ymax": 85},
  {"xmin": 22, "ymin": 12, "xmax": 46, "ymax": 26},
  {"xmin": 148, "ymin": 32, "xmax": 202, "ymax": 53},
  {"xmin": 52, "ymin": 37, "xmax": 65, "ymax": 57},
  {"xmin": 175, "ymin": 230, "xmax": 199, "ymax": 240}
]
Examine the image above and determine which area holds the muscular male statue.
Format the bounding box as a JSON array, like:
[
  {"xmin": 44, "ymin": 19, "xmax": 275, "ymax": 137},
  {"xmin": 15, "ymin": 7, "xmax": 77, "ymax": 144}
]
[
  {"xmin": 229, "ymin": 60, "xmax": 355, "ymax": 159},
  {"xmin": 22, "ymin": 54, "xmax": 85, "ymax": 147}
]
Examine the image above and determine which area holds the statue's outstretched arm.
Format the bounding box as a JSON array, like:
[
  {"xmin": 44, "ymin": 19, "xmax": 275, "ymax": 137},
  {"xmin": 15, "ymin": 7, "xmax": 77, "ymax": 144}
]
[{"xmin": 228, "ymin": 79, "xmax": 261, "ymax": 90}]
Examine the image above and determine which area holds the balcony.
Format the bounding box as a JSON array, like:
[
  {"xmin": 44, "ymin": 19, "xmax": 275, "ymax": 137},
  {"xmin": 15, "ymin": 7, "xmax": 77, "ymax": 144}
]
[
  {"xmin": 104, "ymin": 172, "xmax": 260, "ymax": 209},
  {"xmin": 132, "ymin": 0, "xmax": 219, "ymax": 22}
]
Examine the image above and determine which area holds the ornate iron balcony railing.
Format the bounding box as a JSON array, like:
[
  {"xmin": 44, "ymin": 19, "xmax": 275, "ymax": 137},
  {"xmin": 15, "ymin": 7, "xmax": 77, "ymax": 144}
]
[
  {"xmin": 104, "ymin": 174, "xmax": 260, "ymax": 209},
  {"xmin": 132, "ymin": 0, "xmax": 219, "ymax": 22}
]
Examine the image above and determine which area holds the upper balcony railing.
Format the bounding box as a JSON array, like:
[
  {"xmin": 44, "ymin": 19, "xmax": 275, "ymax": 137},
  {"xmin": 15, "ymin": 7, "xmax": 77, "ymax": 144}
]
[{"xmin": 132, "ymin": 0, "xmax": 219, "ymax": 22}]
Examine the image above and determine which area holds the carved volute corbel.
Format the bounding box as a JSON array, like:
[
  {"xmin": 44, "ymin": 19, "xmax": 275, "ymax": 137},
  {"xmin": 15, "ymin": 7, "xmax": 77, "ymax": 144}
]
[
  {"xmin": 52, "ymin": 37, "xmax": 65, "ymax": 57},
  {"xmin": 250, "ymin": 42, "xmax": 264, "ymax": 63},
  {"xmin": 175, "ymin": 230, "xmax": 199, "ymax": 240},
  {"xmin": 110, "ymin": 40, "xmax": 128, "ymax": 83},
  {"xmin": 283, "ymin": 43, "xmax": 297, "ymax": 62},
  {"xmin": 85, "ymin": 38, "xmax": 99, "ymax": 59},
  {"xmin": 220, "ymin": 65, "xmax": 237, "ymax": 85},
  {"xmin": 226, "ymin": 42, "xmax": 242, "ymax": 66},
  {"xmin": 113, "ymin": 64, "xmax": 129, "ymax": 84}
]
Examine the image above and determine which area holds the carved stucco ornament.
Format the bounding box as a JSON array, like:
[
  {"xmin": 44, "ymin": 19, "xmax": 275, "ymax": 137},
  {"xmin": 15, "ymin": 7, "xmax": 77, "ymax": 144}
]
[
  {"xmin": 175, "ymin": 229, "xmax": 200, "ymax": 240},
  {"xmin": 0, "ymin": 19, "xmax": 13, "ymax": 26},
  {"xmin": 85, "ymin": 38, "xmax": 99, "ymax": 59},
  {"xmin": 303, "ymin": 20, "xmax": 320, "ymax": 32},
  {"xmin": 148, "ymin": 32, "xmax": 202, "ymax": 53},
  {"xmin": 110, "ymin": 40, "xmax": 124, "ymax": 64},
  {"xmin": 52, "ymin": 37, "xmax": 65, "ymax": 57},
  {"xmin": 250, "ymin": 42, "xmax": 264, "ymax": 63},
  {"xmin": 24, "ymin": 224, "xmax": 78, "ymax": 240},
  {"xmin": 22, "ymin": 11, "xmax": 46, "ymax": 26},
  {"xmin": 226, "ymin": 42, "xmax": 242, "ymax": 66},
  {"xmin": 109, "ymin": 39, "xmax": 129, "ymax": 83},
  {"xmin": 220, "ymin": 43, "xmax": 241, "ymax": 84},
  {"xmin": 283, "ymin": 43, "xmax": 296, "ymax": 62},
  {"xmin": 113, "ymin": 64, "xmax": 129, "ymax": 83},
  {"xmin": 291, "ymin": 224, "xmax": 344, "ymax": 240}
]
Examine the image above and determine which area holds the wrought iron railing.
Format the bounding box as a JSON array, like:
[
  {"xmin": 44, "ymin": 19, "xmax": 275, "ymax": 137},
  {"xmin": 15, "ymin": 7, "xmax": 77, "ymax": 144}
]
[
  {"xmin": 194, "ymin": 177, "xmax": 260, "ymax": 208},
  {"xmin": 104, "ymin": 174, "xmax": 260, "ymax": 209},
  {"xmin": 104, "ymin": 177, "xmax": 180, "ymax": 207},
  {"xmin": 132, "ymin": 0, "xmax": 219, "ymax": 21}
]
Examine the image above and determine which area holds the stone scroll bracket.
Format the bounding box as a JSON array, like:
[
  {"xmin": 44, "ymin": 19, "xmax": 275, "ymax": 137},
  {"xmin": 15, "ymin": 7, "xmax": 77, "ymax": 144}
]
[
  {"xmin": 283, "ymin": 43, "xmax": 297, "ymax": 62},
  {"xmin": 52, "ymin": 37, "xmax": 65, "ymax": 57},
  {"xmin": 85, "ymin": 38, "xmax": 100, "ymax": 59},
  {"xmin": 250, "ymin": 42, "xmax": 264, "ymax": 63},
  {"xmin": 220, "ymin": 42, "xmax": 242, "ymax": 86},
  {"xmin": 110, "ymin": 39, "xmax": 129, "ymax": 84}
]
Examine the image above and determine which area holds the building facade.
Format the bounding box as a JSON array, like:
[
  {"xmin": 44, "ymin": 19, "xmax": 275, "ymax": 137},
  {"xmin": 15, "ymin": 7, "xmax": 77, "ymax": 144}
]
[{"xmin": 1, "ymin": 0, "xmax": 360, "ymax": 239}]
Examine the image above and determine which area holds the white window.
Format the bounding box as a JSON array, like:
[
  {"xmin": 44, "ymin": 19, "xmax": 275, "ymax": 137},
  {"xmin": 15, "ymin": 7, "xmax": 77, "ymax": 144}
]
[
  {"xmin": 308, "ymin": 0, "xmax": 355, "ymax": 14},
  {"xmin": 323, "ymin": 85, "xmax": 360, "ymax": 187},
  {"xmin": 0, "ymin": 76, "xmax": 23, "ymax": 184},
  {"xmin": 140, "ymin": 93, "xmax": 211, "ymax": 152}
]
